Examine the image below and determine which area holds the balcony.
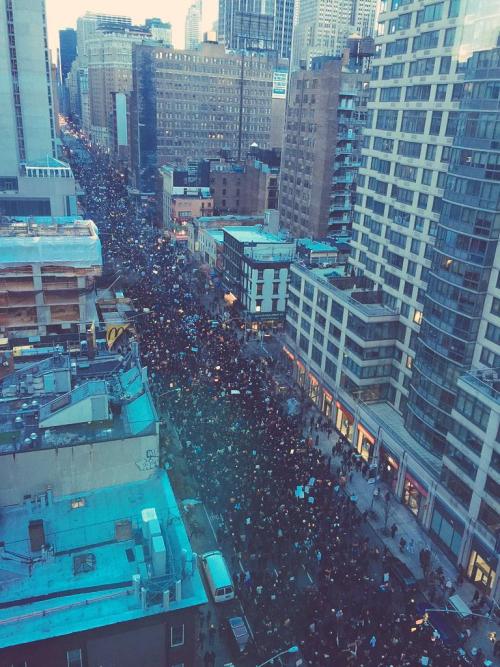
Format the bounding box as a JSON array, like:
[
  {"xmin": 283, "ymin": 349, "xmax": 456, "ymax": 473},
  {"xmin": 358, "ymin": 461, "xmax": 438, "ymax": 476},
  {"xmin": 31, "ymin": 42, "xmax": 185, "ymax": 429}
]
[
  {"xmin": 335, "ymin": 146, "xmax": 353, "ymax": 155},
  {"xmin": 459, "ymin": 368, "xmax": 500, "ymax": 405}
]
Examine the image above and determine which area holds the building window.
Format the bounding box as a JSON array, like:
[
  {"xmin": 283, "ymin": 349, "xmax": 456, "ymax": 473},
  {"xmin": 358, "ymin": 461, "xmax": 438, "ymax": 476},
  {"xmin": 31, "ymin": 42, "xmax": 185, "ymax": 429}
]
[
  {"xmin": 430, "ymin": 506, "xmax": 463, "ymax": 556},
  {"xmin": 171, "ymin": 624, "xmax": 185, "ymax": 647},
  {"xmin": 71, "ymin": 498, "xmax": 86, "ymax": 509},
  {"xmin": 67, "ymin": 649, "xmax": 83, "ymax": 667},
  {"xmin": 413, "ymin": 310, "xmax": 423, "ymax": 324}
]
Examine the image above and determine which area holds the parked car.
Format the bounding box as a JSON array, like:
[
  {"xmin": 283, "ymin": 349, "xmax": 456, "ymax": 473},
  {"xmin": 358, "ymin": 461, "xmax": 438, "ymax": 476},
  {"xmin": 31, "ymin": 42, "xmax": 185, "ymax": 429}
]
[{"xmin": 226, "ymin": 616, "xmax": 251, "ymax": 655}]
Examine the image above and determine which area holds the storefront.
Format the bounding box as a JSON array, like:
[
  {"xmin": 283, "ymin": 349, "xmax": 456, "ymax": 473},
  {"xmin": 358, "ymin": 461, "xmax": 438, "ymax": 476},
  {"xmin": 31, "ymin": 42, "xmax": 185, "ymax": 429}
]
[
  {"xmin": 402, "ymin": 473, "xmax": 428, "ymax": 521},
  {"xmin": 296, "ymin": 359, "xmax": 306, "ymax": 389},
  {"xmin": 467, "ymin": 540, "xmax": 497, "ymax": 593},
  {"xmin": 308, "ymin": 373, "xmax": 320, "ymax": 406},
  {"xmin": 379, "ymin": 447, "xmax": 399, "ymax": 491},
  {"xmin": 322, "ymin": 390, "xmax": 333, "ymax": 419},
  {"xmin": 356, "ymin": 424, "xmax": 376, "ymax": 462},
  {"xmin": 282, "ymin": 346, "xmax": 295, "ymax": 374},
  {"xmin": 430, "ymin": 501, "xmax": 464, "ymax": 561},
  {"xmin": 335, "ymin": 401, "xmax": 354, "ymax": 443}
]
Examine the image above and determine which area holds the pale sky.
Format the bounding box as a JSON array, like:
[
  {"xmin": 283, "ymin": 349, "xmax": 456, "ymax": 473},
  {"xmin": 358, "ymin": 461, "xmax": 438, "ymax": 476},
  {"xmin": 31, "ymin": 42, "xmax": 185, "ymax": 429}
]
[{"xmin": 46, "ymin": 0, "xmax": 218, "ymax": 55}]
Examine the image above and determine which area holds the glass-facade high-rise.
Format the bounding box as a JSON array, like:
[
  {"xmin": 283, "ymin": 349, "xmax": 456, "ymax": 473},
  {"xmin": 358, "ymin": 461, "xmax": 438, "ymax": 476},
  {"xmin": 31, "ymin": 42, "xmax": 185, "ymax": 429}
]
[
  {"xmin": 350, "ymin": 0, "xmax": 500, "ymax": 430},
  {"xmin": 407, "ymin": 44, "xmax": 500, "ymax": 456},
  {"xmin": 218, "ymin": 0, "xmax": 295, "ymax": 57}
]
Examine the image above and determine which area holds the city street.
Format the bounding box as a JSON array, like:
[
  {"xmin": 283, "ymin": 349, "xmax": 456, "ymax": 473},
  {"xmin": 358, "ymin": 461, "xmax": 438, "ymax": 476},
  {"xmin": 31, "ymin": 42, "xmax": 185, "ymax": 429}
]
[{"xmin": 63, "ymin": 127, "xmax": 495, "ymax": 667}]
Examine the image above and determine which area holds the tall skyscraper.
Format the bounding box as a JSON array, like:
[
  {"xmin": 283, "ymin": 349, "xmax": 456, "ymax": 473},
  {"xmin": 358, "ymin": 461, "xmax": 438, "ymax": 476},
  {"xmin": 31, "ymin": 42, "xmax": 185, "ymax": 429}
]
[
  {"xmin": 291, "ymin": 0, "xmax": 378, "ymax": 69},
  {"xmin": 218, "ymin": 0, "xmax": 295, "ymax": 55},
  {"xmin": 279, "ymin": 48, "xmax": 371, "ymax": 238},
  {"xmin": 185, "ymin": 2, "xmax": 202, "ymax": 50},
  {"xmin": 350, "ymin": 0, "xmax": 499, "ymax": 421},
  {"xmin": 0, "ymin": 0, "xmax": 76, "ymax": 216},
  {"xmin": 58, "ymin": 28, "xmax": 77, "ymax": 81}
]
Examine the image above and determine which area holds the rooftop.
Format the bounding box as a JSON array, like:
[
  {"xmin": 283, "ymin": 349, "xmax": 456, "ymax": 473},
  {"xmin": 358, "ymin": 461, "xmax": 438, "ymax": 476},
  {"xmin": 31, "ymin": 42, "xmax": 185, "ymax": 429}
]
[
  {"xmin": 223, "ymin": 225, "xmax": 286, "ymax": 245},
  {"xmin": 194, "ymin": 214, "xmax": 265, "ymax": 226},
  {"xmin": 22, "ymin": 157, "xmax": 71, "ymax": 169},
  {"xmin": 206, "ymin": 229, "xmax": 225, "ymax": 242},
  {"xmin": 172, "ymin": 186, "xmax": 212, "ymax": 199},
  {"xmin": 297, "ymin": 238, "xmax": 340, "ymax": 253},
  {"xmin": 0, "ymin": 471, "xmax": 207, "ymax": 648},
  {"xmin": 0, "ymin": 218, "xmax": 102, "ymax": 269},
  {"xmin": 292, "ymin": 263, "xmax": 399, "ymax": 320},
  {"xmin": 0, "ymin": 349, "xmax": 157, "ymax": 454}
]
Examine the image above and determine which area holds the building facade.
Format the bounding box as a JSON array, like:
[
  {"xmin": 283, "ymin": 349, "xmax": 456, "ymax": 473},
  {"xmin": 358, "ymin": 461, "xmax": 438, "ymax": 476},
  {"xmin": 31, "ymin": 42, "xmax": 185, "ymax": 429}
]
[
  {"xmin": 0, "ymin": 217, "xmax": 102, "ymax": 339},
  {"xmin": 283, "ymin": 2, "xmax": 500, "ymax": 601},
  {"xmin": 223, "ymin": 226, "xmax": 295, "ymax": 327},
  {"xmin": 131, "ymin": 41, "xmax": 281, "ymax": 190},
  {"xmin": 210, "ymin": 158, "xmax": 279, "ymax": 215},
  {"xmin": 291, "ymin": 0, "xmax": 378, "ymax": 69},
  {"xmin": 0, "ymin": 0, "xmax": 76, "ymax": 216},
  {"xmin": 279, "ymin": 54, "xmax": 370, "ymax": 239}
]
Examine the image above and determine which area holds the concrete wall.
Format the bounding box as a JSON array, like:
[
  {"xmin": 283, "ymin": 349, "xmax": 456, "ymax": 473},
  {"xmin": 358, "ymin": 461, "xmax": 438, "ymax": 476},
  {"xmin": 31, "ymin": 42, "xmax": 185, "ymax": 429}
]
[{"xmin": 0, "ymin": 432, "xmax": 159, "ymax": 505}]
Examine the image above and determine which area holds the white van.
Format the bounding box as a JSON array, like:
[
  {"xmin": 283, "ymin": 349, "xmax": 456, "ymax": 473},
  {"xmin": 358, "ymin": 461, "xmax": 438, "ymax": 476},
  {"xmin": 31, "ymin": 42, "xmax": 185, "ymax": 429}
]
[{"xmin": 200, "ymin": 550, "xmax": 235, "ymax": 603}]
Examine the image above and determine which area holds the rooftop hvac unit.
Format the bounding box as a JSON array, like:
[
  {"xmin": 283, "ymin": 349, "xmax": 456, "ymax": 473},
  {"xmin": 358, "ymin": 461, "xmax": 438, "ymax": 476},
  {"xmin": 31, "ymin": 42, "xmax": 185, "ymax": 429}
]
[
  {"xmin": 141, "ymin": 507, "xmax": 158, "ymax": 539},
  {"xmin": 151, "ymin": 535, "xmax": 166, "ymax": 576}
]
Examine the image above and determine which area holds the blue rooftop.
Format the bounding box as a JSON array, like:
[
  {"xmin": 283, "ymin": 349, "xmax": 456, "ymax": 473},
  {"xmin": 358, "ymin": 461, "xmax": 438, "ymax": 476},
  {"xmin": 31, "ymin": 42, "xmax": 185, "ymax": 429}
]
[
  {"xmin": 0, "ymin": 471, "xmax": 207, "ymax": 648},
  {"xmin": 298, "ymin": 238, "xmax": 339, "ymax": 252},
  {"xmin": 223, "ymin": 225, "xmax": 285, "ymax": 244},
  {"xmin": 206, "ymin": 229, "xmax": 225, "ymax": 242}
]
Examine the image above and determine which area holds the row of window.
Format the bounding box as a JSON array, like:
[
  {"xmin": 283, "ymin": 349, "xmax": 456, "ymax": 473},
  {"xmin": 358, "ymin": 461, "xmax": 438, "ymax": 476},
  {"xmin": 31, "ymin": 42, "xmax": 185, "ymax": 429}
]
[{"xmin": 372, "ymin": 54, "xmax": 452, "ymax": 81}]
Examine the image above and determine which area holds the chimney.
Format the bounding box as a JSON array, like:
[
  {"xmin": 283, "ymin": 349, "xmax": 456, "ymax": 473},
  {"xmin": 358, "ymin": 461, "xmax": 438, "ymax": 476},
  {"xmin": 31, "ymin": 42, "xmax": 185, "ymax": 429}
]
[{"xmin": 175, "ymin": 579, "xmax": 182, "ymax": 601}]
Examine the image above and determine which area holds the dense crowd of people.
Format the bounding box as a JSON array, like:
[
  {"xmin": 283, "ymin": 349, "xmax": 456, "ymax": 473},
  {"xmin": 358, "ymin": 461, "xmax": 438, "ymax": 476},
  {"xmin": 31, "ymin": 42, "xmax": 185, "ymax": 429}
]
[{"xmin": 66, "ymin": 129, "xmax": 487, "ymax": 667}]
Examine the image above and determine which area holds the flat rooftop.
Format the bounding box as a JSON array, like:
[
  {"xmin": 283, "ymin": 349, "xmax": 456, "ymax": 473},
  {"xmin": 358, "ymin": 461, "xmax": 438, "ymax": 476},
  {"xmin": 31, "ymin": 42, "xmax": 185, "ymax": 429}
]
[
  {"xmin": 298, "ymin": 238, "xmax": 339, "ymax": 253},
  {"xmin": 0, "ymin": 350, "xmax": 157, "ymax": 454},
  {"xmin": 195, "ymin": 214, "xmax": 264, "ymax": 225},
  {"xmin": 0, "ymin": 218, "xmax": 102, "ymax": 268},
  {"xmin": 224, "ymin": 225, "xmax": 285, "ymax": 244},
  {"xmin": 206, "ymin": 229, "xmax": 224, "ymax": 242},
  {"xmin": 23, "ymin": 157, "xmax": 71, "ymax": 169},
  {"xmin": 0, "ymin": 471, "xmax": 207, "ymax": 648}
]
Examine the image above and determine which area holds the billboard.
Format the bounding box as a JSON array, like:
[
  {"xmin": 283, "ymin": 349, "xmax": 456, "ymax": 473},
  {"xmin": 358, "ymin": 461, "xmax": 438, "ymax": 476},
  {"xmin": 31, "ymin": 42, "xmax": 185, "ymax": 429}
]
[{"xmin": 272, "ymin": 68, "xmax": 288, "ymax": 99}]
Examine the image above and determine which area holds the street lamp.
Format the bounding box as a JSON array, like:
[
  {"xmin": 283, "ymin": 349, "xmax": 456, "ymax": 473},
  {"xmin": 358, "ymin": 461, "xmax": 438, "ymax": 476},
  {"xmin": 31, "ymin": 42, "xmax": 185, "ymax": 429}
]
[{"xmin": 256, "ymin": 645, "xmax": 302, "ymax": 667}]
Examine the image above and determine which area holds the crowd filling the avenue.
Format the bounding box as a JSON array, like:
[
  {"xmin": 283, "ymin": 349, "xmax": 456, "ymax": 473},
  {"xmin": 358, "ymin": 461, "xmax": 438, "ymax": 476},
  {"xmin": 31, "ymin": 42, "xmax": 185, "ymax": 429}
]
[{"xmin": 67, "ymin": 131, "xmax": 496, "ymax": 667}]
